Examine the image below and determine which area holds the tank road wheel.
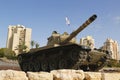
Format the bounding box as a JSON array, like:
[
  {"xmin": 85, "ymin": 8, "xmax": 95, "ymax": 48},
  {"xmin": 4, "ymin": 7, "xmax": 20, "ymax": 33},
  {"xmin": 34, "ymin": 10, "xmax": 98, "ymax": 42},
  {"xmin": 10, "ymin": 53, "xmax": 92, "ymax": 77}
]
[
  {"xmin": 58, "ymin": 59, "xmax": 67, "ymax": 69},
  {"xmin": 49, "ymin": 61, "xmax": 57, "ymax": 71},
  {"xmin": 79, "ymin": 65, "xmax": 89, "ymax": 71},
  {"xmin": 41, "ymin": 61, "xmax": 48, "ymax": 71},
  {"xmin": 28, "ymin": 63, "xmax": 34, "ymax": 71},
  {"xmin": 22, "ymin": 63, "xmax": 28, "ymax": 72},
  {"xmin": 34, "ymin": 62, "xmax": 40, "ymax": 72}
]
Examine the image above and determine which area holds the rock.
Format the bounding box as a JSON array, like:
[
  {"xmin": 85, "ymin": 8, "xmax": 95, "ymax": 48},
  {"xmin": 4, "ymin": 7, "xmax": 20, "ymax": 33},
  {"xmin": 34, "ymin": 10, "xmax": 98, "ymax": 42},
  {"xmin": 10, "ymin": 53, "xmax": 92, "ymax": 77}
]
[
  {"xmin": 27, "ymin": 71, "xmax": 53, "ymax": 80},
  {"xmin": 84, "ymin": 72, "xmax": 102, "ymax": 80},
  {"xmin": 51, "ymin": 69, "xmax": 84, "ymax": 80},
  {"xmin": 0, "ymin": 70, "xmax": 28, "ymax": 80},
  {"xmin": 1, "ymin": 69, "xmax": 120, "ymax": 80},
  {"xmin": 101, "ymin": 72, "xmax": 120, "ymax": 80}
]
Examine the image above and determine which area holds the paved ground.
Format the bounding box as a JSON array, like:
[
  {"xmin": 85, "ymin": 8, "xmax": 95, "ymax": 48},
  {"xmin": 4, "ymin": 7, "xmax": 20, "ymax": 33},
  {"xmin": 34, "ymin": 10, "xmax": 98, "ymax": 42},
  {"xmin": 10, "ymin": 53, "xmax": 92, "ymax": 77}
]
[
  {"xmin": 0, "ymin": 59, "xmax": 21, "ymax": 71},
  {"xmin": 100, "ymin": 68, "xmax": 120, "ymax": 73}
]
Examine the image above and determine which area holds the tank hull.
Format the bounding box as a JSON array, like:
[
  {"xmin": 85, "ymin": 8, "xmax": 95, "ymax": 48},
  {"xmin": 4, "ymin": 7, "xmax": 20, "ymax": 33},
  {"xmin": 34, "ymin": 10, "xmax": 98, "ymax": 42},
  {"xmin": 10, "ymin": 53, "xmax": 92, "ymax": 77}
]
[{"xmin": 18, "ymin": 44, "xmax": 108, "ymax": 72}]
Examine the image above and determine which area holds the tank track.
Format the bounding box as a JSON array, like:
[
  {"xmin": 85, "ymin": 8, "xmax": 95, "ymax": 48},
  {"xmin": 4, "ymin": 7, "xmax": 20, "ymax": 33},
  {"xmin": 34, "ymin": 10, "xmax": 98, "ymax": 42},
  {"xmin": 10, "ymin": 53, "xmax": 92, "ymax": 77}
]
[{"xmin": 18, "ymin": 44, "xmax": 108, "ymax": 72}]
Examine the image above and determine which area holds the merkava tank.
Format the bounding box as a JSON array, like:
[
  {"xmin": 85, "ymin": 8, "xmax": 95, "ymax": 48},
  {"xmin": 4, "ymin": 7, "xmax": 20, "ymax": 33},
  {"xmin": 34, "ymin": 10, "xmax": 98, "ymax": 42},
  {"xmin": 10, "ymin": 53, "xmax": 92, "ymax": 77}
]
[{"xmin": 18, "ymin": 14, "xmax": 109, "ymax": 72}]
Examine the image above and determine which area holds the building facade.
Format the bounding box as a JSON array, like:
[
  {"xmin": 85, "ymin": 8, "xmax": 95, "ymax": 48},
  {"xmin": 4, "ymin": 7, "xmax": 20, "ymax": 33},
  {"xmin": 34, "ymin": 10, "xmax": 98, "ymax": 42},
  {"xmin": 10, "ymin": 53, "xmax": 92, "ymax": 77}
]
[
  {"xmin": 80, "ymin": 36, "xmax": 95, "ymax": 49},
  {"xmin": 6, "ymin": 25, "xmax": 32, "ymax": 55},
  {"xmin": 102, "ymin": 38, "xmax": 119, "ymax": 60}
]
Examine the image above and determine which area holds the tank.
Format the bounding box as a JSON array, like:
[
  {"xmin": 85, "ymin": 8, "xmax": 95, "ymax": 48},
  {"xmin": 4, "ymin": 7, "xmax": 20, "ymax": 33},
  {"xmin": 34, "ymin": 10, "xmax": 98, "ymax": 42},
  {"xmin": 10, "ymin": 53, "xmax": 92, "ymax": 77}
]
[{"xmin": 18, "ymin": 14, "xmax": 110, "ymax": 72}]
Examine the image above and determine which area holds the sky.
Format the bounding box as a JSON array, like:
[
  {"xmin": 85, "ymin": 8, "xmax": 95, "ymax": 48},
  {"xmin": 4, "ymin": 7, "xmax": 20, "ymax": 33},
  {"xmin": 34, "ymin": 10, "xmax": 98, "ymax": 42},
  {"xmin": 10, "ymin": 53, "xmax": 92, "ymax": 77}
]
[{"xmin": 0, "ymin": 0, "xmax": 120, "ymax": 48}]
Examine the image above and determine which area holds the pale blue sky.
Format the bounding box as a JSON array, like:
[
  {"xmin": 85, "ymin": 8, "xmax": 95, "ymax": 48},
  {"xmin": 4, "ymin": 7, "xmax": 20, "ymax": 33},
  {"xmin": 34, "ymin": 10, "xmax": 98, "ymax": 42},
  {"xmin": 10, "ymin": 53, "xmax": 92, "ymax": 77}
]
[{"xmin": 0, "ymin": 0, "xmax": 120, "ymax": 48}]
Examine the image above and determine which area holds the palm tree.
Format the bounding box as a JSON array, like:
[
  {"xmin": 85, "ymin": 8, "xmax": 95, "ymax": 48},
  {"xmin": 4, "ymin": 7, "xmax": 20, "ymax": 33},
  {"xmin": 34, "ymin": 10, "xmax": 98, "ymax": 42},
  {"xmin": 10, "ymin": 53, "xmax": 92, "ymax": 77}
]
[
  {"xmin": 35, "ymin": 43, "xmax": 40, "ymax": 48},
  {"xmin": 31, "ymin": 40, "xmax": 35, "ymax": 48}
]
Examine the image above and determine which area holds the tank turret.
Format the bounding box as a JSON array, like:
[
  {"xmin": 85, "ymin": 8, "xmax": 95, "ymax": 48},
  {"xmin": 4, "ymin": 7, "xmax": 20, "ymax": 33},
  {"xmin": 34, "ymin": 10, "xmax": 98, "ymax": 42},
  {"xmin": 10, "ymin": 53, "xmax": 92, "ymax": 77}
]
[
  {"xmin": 47, "ymin": 31, "xmax": 77, "ymax": 46},
  {"xmin": 18, "ymin": 14, "xmax": 110, "ymax": 72}
]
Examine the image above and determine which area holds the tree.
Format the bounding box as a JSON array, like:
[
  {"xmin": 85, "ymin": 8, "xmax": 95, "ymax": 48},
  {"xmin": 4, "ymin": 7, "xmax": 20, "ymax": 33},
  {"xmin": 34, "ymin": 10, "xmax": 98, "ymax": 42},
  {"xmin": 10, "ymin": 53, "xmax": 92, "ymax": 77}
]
[
  {"xmin": 16, "ymin": 42, "xmax": 28, "ymax": 53},
  {"xmin": 31, "ymin": 40, "xmax": 35, "ymax": 48},
  {"xmin": 35, "ymin": 43, "xmax": 40, "ymax": 48},
  {"xmin": 0, "ymin": 48, "xmax": 4, "ymax": 57},
  {"xmin": 0, "ymin": 48, "xmax": 16, "ymax": 59},
  {"xmin": 31, "ymin": 40, "xmax": 40, "ymax": 48},
  {"xmin": 106, "ymin": 59, "xmax": 120, "ymax": 67}
]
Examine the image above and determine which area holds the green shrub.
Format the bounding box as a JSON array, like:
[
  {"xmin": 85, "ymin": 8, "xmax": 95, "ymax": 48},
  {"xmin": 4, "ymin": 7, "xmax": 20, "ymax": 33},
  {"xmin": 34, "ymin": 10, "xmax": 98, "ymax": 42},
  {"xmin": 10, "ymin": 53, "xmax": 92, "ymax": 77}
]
[
  {"xmin": 106, "ymin": 59, "xmax": 120, "ymax": 67},
  {"xmin": 0, "ymin": 48, "xmax": 5, "ymax": 57},
  {"xmin": 0, "ymin": 48, "xmax": 17, "ymax": 60}
]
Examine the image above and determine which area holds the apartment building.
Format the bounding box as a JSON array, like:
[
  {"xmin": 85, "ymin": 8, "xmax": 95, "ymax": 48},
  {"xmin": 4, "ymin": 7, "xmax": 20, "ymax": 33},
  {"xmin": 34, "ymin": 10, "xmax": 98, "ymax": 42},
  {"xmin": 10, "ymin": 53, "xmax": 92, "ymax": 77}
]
[
  {"xmin": 102, "ymin": 38, "xmax": 119, "ymax": 60},
  {"xmin": 6, "ymin": 25, "xmax": 32, "ymax": 55},
  {"xmin": 80, "ymin": 36, "xmax": 95, "ymax": 49}
]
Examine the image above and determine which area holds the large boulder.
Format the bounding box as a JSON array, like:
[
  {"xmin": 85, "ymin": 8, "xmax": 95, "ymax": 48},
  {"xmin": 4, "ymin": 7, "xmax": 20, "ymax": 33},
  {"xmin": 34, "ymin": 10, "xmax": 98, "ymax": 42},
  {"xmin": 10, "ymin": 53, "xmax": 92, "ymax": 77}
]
[
  {"xmin": 51, "ymin": 69, "xmax": 84, "ymax": 80},
  {"xmin": 0, "ymin": 70, "xmax": 28, "ymax": 80},
  {"xmin": 27, "ymin": 71, "xmax": 53, "ymax": 80},
  {"xmin": 84, "ymin": 72, "xmax": 102, "ymax": 80}
]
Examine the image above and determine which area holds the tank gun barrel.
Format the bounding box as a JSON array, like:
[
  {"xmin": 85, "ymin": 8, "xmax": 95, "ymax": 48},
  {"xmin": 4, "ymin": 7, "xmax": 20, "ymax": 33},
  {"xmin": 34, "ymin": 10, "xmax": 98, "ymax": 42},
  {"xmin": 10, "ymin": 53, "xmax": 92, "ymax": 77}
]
[{"xmin": 60, "ymin": 14, "xmax": 97, "ymax": 45}]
